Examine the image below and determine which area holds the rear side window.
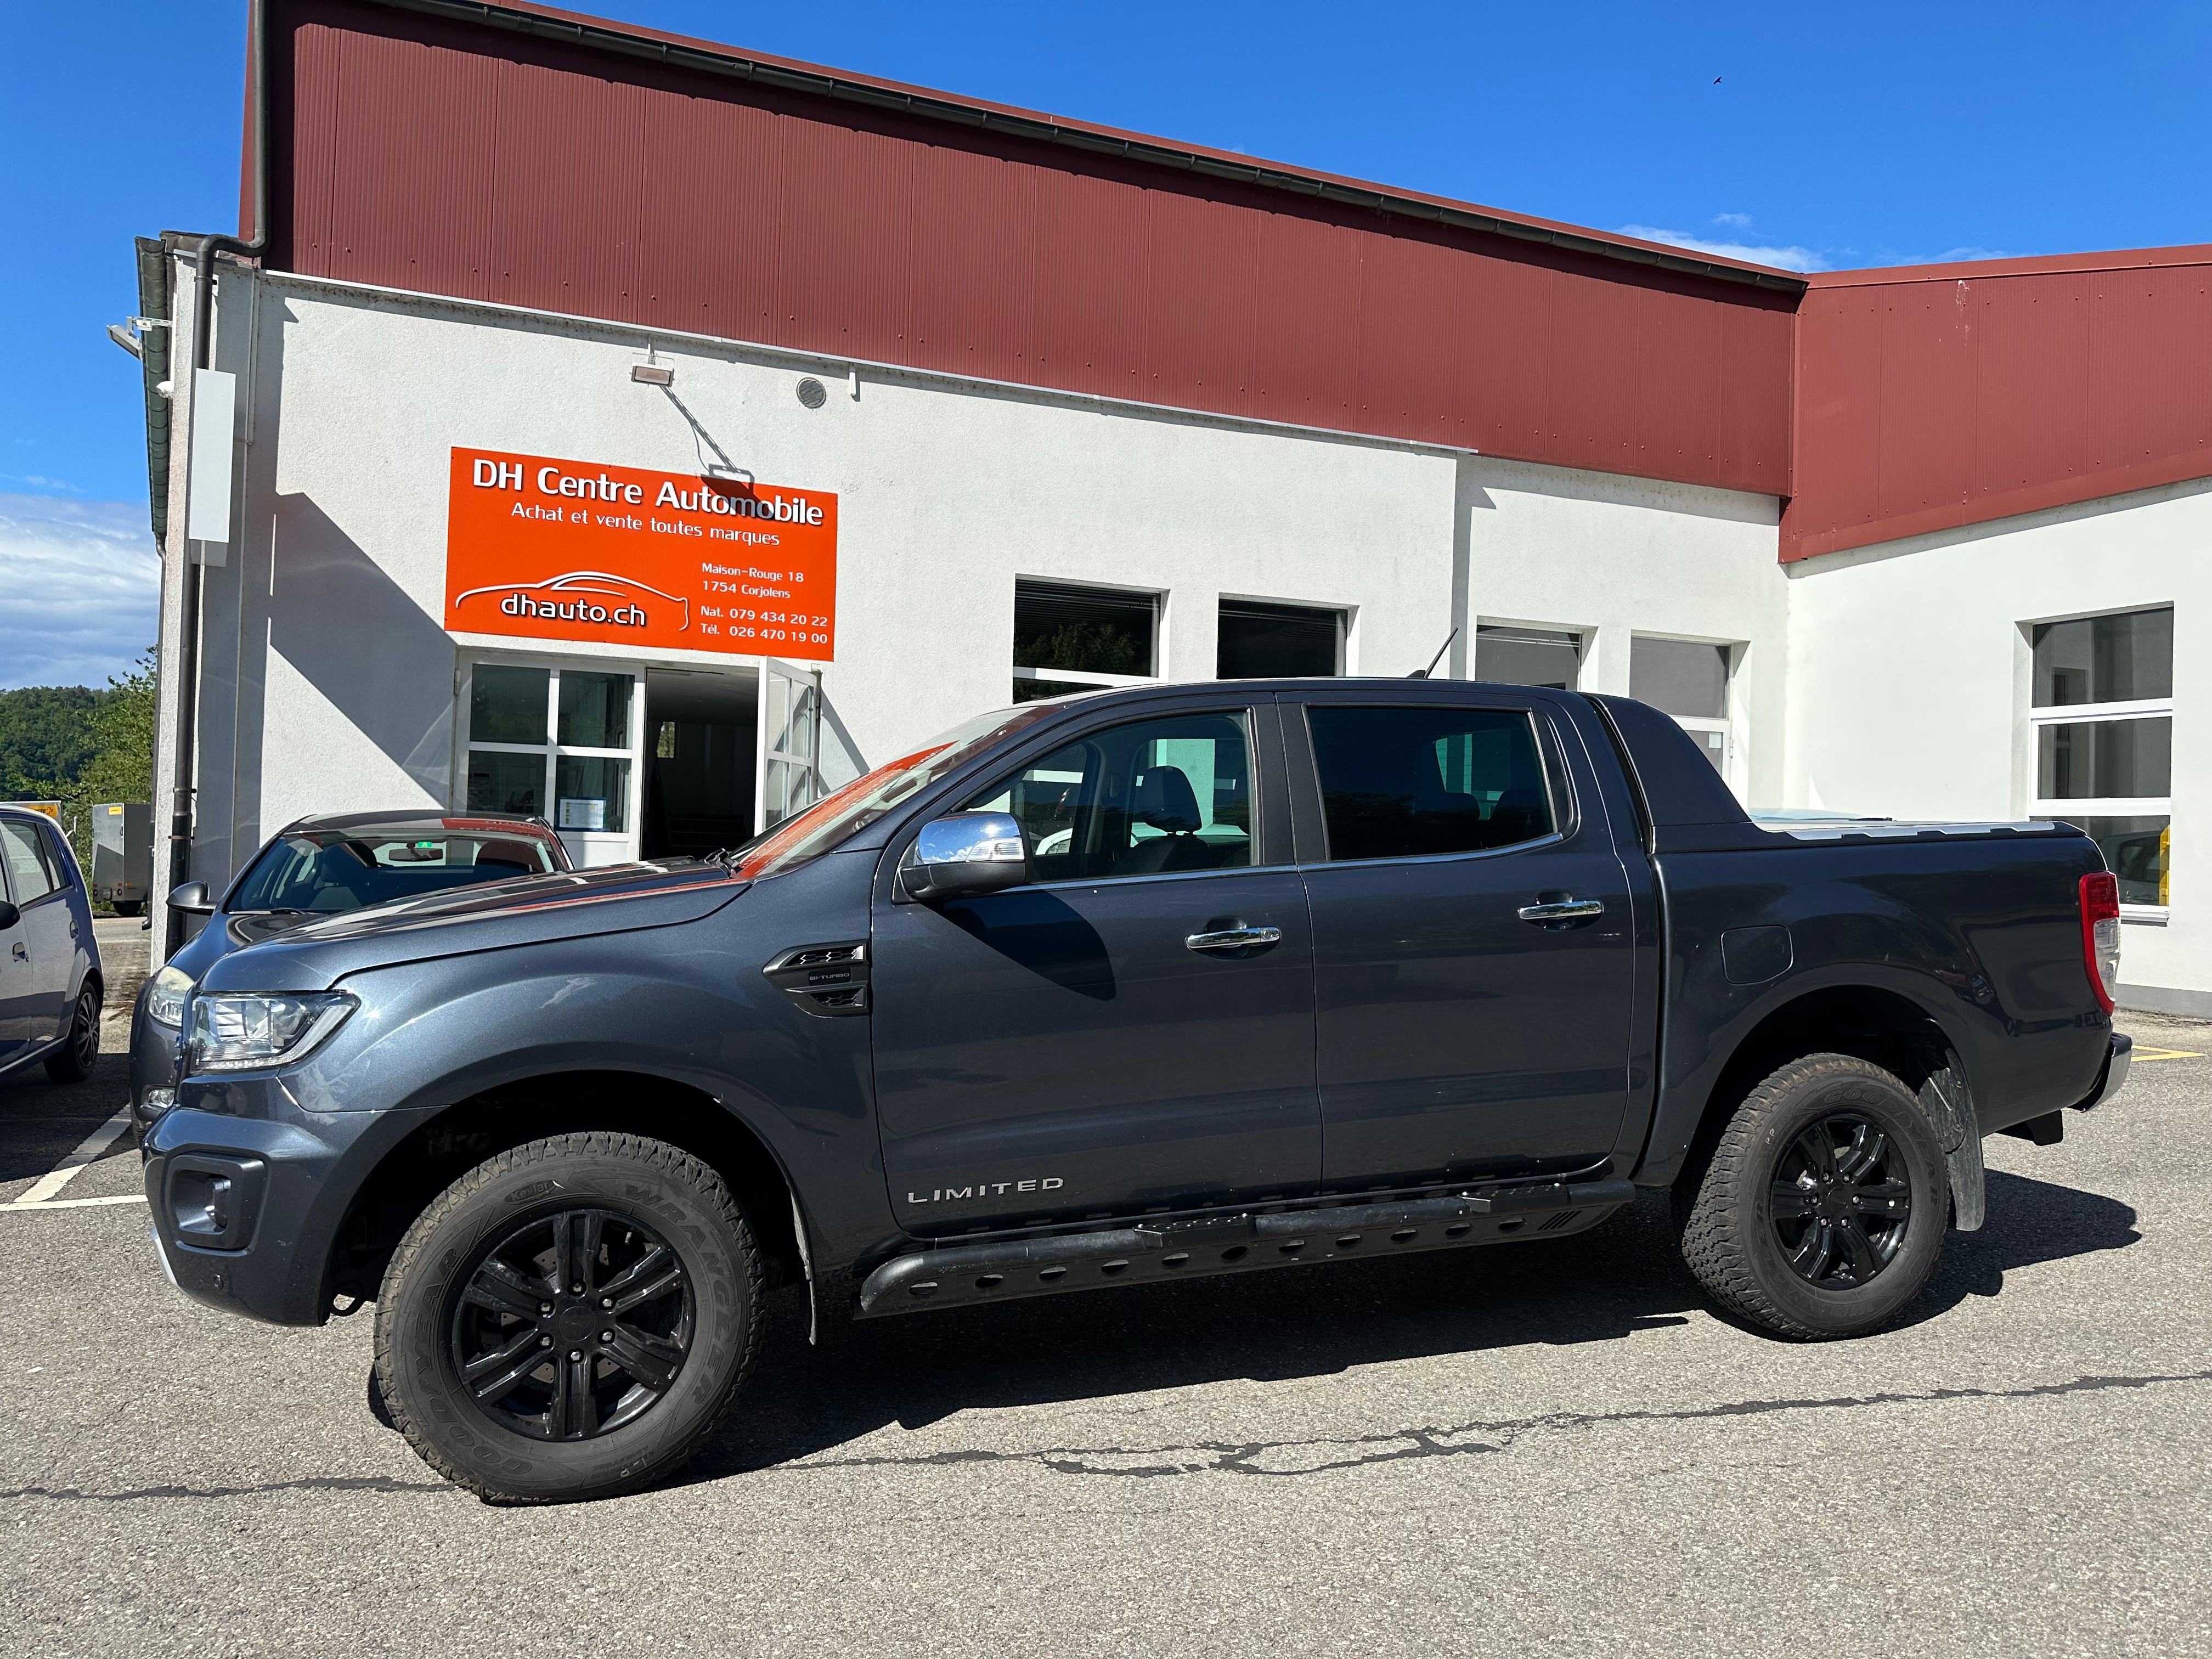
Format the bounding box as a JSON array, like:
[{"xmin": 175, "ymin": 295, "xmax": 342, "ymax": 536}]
[
  {"xmin": 1308, "ymin": 706, "xmax": 1554, "ymax": 862},
  {"xmin": 0, "ymin": 820, "xmax": 60, "ymax": 901}
]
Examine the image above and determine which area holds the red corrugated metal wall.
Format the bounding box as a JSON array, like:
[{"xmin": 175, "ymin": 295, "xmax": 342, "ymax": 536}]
[
  {"xmin": 1784, "ymin": 251, "xmax": 2212, "ymax": 561},
  {"xmin": 268, "ymin": 0, "xmax": 1795, "ymax": 496}
]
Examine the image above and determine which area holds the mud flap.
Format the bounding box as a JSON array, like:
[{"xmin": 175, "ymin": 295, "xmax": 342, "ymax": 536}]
[{"xmin": 1920, "ymin": 1065, "xmax": 1984, "ymax": 1233}]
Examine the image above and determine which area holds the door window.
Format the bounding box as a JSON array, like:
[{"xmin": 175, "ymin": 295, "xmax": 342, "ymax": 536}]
[
  {"xmin": 963, "ymin": 710, "xmax": 1255, "ymax": 882},
  {"xmin": 0, "ymin": 821, "xmax": 59, "ymax": 901},
  {"xmin": 464, "ymin": 661, "xmax": 639, "ymax": 851},
  {"xmin": 1308, "ymin": 706, "xmax": 1554, "ymax": 862}
]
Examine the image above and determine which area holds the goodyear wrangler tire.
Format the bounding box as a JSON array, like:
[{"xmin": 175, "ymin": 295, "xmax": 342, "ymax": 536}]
[
  {"xmin": 373, "ymin": 1132, "xmax": 759, "ymax": 1504},
  {"xmin": 1679, "ymin": 1053, "xmax": 1948, "ymax": 1341}
]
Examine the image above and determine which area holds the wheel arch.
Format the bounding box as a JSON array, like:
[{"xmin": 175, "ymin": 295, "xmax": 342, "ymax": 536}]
[
  {"xmin": 1672, "ymin": 983, "xmax": 1973, "ymax": 1204},
  {"xmin": 323, "ymin": 1068, "xmax": 806, "ymax": 1311}
]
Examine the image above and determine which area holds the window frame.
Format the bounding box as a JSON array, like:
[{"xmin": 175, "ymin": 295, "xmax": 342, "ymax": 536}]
[
  {"xmin": 1215, "ymin": 594, "xmax": 1351, "ymax": 680},
  {"xmin": 0, "ymin": 817, "xmax": 61, "ymax": 904},
  {"xmin": 1473, "ymin": 619, "xmax": 1588, "ymax": 691},
  {"xmin": 456, "ymin": 654, "xmax": 646, "ymax": 861},
  {"xmin": 1011, "ymin": 577, "xmax": 1165, "ymax": 700},
  {"xmin": 1629, "ymin": 632, "xmax": 1737, "ymax": 788},
  {"xmin": 2027, "ymin": 692, "xmax": 2172, "ymax": 919}
]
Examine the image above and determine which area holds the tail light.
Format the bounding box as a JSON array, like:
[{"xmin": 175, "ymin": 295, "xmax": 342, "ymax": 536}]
[{"xmin": 2078, "ymin": 871, "xmax": 2120, "ymax": 1013}]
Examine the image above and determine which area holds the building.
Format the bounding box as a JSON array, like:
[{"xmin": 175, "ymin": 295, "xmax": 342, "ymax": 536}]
[{"xmin": 130, "ymin": 0, "xmax": 2212, "ymax": 1012}]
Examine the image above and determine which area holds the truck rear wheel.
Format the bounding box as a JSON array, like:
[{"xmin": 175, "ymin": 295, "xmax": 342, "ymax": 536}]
[
  {"xmin": 1679, "ymin": 1053, "xmax": 1948, "ymax": 1341},
  {"xmin": 373, "ymin": 1132, "xmax": 760, "ymax": 1503}
]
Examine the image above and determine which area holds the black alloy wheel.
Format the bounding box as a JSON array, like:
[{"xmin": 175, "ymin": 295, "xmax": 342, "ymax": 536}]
[
  {"xmin": 1767, "ymin": 1112, "xmax": 1912, "ymax": 1288},
  {"xmin": 1677, "ymin": 1052, "xmax": 1948, "ymax": 1340},
  {"xmin": 449, "ymin": 1206, "xmax": 694, "ymax": 1442},
  {"xmin": 44, "ymin": 985, "xmax": 99, "ymax": 1082}
]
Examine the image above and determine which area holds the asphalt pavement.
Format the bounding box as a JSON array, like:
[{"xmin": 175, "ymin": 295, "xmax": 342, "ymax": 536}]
[{"xmin": 2, "ymin": 1001, "xmax": 2207, "ymax": 1657}]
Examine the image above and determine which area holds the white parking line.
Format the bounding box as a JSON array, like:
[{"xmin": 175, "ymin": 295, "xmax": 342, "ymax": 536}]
[
  {"xmin": 0, "ymin": 1192, "xmax": 146, "ymax": 1212},
  {"xmin": 14, "ymin": 1108, "xmax": 133, "ymax": 1207}
]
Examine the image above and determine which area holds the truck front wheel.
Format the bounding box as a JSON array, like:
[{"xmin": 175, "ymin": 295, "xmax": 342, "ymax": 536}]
[
  {"xmin": 373, "ymin": 1132, "xmax": 760, "ymax": 1503},
  {"xmin": 1679, "ymin": 1053, "xmax": 1948, "ymax": 1340}
]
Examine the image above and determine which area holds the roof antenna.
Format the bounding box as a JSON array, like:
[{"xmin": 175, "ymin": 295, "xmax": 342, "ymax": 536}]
[{"xmin": 1408, "ymin": 628, "xmax": 1459, "ymax": 679}]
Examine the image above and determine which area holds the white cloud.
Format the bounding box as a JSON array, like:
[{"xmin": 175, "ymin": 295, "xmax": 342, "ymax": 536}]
[
  {"xmin": 1713, "ymin": 212, "xmax": 1753, "ymax": 228},
  {"xmin": 1616, "ymin": 224, "xmax": 1831, "ymax": 274},
  {"xmin": 0, "ymin": 493, "xmax": 161, "ymax": 690}
]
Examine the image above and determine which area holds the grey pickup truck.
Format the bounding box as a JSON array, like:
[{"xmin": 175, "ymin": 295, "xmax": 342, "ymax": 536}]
[{"xmin": 140, "ymin": 679, "xmax": 2130, "ymax": 1503}]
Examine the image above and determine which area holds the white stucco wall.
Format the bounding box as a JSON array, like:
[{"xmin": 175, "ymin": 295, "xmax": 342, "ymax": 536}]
[
  {"xmin": 1457, "ymin": 457, "xmax": 1788, "ymax": 805},
  {"xmin": 1784, "ymin": 478, "xmax": 2212, "ymax": 1007},
  {"xmin": 161, "ymin": 270, "xmax": 1797, "ymax": 956}
]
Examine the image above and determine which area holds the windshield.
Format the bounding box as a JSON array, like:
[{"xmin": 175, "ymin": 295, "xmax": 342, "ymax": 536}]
[
  {"xmin": 229, "ymin": 825, "xmax": 565, "ymax": 915},
  {"xmin": 731, "ymin": 705, "xmax": 1058, "ymax": 882}
]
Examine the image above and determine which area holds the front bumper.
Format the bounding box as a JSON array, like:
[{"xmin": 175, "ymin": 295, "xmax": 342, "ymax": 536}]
[
  {"xmin": 142, "ymin": 1081, "xmax": 437, "ymax": 1326},
  {"xmin": 127, "ymin": 1005, "xmax": 182, "ymax": 1138},
  {"xmin": 2072, "ymin": 1032, "xmax": 2132, "ymax": 1111}
]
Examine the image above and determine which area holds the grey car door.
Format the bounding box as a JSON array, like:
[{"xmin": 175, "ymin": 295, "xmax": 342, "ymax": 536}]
[
  {"xmin": 0, "ymin": 847, "xmax": 30, "ymax": 1064},
  {"xmin": 0, "ymin": 819, "xmax": 72, "ymax": 1048},
  {"xmin": 870, "ymin": 701, "xmax": 1321, "ymax": 1234}
]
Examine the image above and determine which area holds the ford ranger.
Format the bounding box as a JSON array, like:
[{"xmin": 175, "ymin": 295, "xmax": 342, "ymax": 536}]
[{"xmin": 140, "ymin": 679, "xmax": 2132, "ymax": 1503}]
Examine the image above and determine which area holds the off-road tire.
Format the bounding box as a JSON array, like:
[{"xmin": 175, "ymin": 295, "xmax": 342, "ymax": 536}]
[
  {"xmin": 373, "ymin": 1132, "xmax": 760, "ymax": 1504},
  {"xmin": 1679, "ymin": 1053, "xmax": 1948, "ymax": 1340},
  {"xmin": 43, "ymin": 984, "xmax": 99, "ymax": 1082}
]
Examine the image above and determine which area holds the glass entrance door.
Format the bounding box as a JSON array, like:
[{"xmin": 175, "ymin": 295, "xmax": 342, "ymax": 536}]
[
  {"xmin": 756, "ymin": 657, "xmax": 823, "ymax": 833},
  {"xmin": 464, "ymin": 660, "xmax": 644, "ymax": 866}
]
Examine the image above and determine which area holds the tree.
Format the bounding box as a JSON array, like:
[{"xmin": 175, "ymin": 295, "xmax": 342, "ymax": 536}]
[
  {"xmin": 0, "ymin": 685, "xmax": 101, "ymax": 798},
  {"xmin": 56, "ymin": 651, "xmax": 158, "ymax": 877}
]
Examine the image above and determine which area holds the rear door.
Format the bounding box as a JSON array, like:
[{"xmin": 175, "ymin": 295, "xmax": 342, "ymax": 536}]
[
  {"xmin": 1286, "ymin": 690, "xmax": 1639, "ymax": 1187},
  {"xmin": 870, "ymin": 697, "xmax": 1320, "ymax": 1232},
  {"xmin": 0, "ymin": 818, "xmax": 72, "ymax": 1048}
]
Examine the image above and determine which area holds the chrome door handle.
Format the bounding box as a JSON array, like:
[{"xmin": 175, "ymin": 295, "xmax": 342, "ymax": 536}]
[
  {"xmin": 1517, "ymin": 898, "xmax": 1604, "ymax": 923},
  {"xmin": 1186, "ymin": 926, "xmax": 1283, "ymax": 953}
]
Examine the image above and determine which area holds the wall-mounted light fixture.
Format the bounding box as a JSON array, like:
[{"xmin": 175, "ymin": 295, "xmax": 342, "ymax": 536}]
[{"xmin": 631, "ymin": 363, "xmax": 674, "ymax": 387}]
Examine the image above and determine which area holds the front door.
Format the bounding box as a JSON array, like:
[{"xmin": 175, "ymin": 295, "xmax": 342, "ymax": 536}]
[
  {"xmin": 871, "ymin": 703, "xmax": 1320, "ymax": 1233},
  {"xmin": 1288, "ymin": 695, "xmax": 1639, "ymax": 1189}
]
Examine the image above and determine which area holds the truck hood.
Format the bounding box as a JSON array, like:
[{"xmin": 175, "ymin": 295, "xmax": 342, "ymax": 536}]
[{"xmin": 196, "ymin": 860, "xmax": 751, "ymax": 993}]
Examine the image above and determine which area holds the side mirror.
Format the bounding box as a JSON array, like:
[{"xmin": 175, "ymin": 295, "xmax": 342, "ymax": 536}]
[
  {"xmin": 166, "ymin": 881, "xmax": 215, "ymax": 916},
  {"xmin": 0, "ymin": 900, "xmax": 18, "ymax": 930},
  {"xmin": 899, "ymin": 813, "xmax": 1030, "ymax": 904}
]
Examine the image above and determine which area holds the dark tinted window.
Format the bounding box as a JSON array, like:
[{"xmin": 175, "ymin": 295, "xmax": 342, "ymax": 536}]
[
  {"xmin": 1013, "ymin": 582, "xmax": 1156, "ymax": 677},
  {"xmin": 964, "ymin": 711, "xmax": 1254, "ymax": 883},
  {"xmin": 2032, "ymin": 608, "xmax": 2171, "ymax": 707},
  {"xmin": 1309, "ymin": 706, "xmax": 1553, "ymax": 862},
  {"xmin": 1218, "ymin": 600, "xmax": 1341, "ymax": 678}
]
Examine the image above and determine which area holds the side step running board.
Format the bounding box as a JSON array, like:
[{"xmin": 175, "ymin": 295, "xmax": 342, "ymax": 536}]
[{"xmin": 857, "ymin": 1180, "xmax": 1637, "ymax": 1318}]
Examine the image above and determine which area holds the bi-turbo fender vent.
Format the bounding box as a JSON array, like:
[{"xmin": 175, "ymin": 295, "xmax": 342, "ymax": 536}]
[{"xmin": 763, "ymin": 941, "xmax": 870, "ymax": 1017}]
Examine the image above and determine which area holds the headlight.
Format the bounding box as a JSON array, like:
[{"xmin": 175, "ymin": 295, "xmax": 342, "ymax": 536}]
[
  {"xmin": 184, "ymin": 991, "xmax": 357, "ymax": 1073},
  {"xmin": 144, "ymin": 966, "xmax": 194, "ymax": 1029}
]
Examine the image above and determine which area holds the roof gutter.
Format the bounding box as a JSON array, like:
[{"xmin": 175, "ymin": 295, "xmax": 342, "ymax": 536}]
[
  {"xmin": 364, "ymin": 0, "xmax": 1807, "ymax": 297},
  {"xmin": 158, "ymin": 0, "xmax": 269, "ymax": 953}
]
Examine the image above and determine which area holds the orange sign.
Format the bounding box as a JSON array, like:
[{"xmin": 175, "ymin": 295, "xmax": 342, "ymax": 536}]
[{"xmin": 444, "ymin": 448, "xmax": 837, "ymax": 661}]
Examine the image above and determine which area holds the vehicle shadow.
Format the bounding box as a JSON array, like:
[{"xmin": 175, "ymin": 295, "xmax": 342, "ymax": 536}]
[
  {"xmin": 1914, "ymin": 1167, "xmax": 2140, "ymax": 1314},
  {"xmin": 0, "ymin": 1053, "xmax": 134, "ymax": 1183},
  {"xmin": 683, "ymin": 1167, "xmax": 2138, "ymax": 1483}
]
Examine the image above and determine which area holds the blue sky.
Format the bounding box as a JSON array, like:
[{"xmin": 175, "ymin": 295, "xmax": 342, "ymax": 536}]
[{"xmin": 3, "ymin": 0, "xmax": 2207, "ymax": 687}]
